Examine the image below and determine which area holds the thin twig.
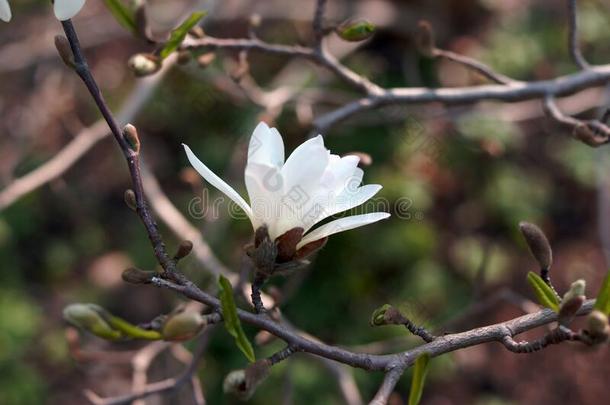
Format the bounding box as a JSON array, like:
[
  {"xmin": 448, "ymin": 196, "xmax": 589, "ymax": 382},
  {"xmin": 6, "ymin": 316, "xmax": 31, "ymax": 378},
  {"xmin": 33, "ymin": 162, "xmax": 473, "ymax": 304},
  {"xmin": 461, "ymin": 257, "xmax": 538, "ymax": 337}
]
[
  {"xmin": 567, "ymin": 0, "xmax": 589, "ymax": 69},
  {"xmin": 369, "ymin": 367, "xmax": 405, "ymax": 405},
  {"xmin": 432, "ymin": 48, "xmax": 516, "ymax": 85}
]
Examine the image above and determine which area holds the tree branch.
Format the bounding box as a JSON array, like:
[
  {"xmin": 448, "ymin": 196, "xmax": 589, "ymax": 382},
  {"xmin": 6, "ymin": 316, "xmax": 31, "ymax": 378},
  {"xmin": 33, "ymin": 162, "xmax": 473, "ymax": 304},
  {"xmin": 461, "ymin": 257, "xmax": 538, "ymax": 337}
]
[{"xmin": 567, "ymin": 0, "xmax": 589, "ymax": 69}]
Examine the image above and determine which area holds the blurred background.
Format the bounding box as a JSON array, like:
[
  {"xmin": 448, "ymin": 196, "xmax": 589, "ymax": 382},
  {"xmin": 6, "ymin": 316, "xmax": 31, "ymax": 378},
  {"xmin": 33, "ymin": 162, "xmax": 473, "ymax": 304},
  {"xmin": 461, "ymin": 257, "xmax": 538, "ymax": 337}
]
[{"xmin": 1, "ymin": 0, "xmax": 610, "ymax": 404}]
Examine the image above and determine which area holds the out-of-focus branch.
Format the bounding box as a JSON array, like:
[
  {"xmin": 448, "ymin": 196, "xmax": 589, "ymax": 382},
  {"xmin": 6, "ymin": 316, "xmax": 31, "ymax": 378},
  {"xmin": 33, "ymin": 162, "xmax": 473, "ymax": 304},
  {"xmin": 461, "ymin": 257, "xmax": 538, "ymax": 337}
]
[
  {"xmin": 85, "ymin": 339, "xmax": 207, "ymax": 405},
  {"xmin": 0, "ymin": 65, "xmax": 171, "ymax": 211},
  {"xmin": 567, "ymin": 0, "xmax": 589, "ymax": 70},
  {"xmin": 543, "ymin": 94, "xmax": 610, "ymax": 146}
]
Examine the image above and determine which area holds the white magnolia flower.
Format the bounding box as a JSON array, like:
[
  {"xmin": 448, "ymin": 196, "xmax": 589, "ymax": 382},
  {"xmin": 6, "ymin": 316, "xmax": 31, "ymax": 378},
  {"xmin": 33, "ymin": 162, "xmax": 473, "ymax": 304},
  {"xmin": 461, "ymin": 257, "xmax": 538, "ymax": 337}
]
[
  {"xmin": 0, "ymin": 0, "xmax": 87, "ymax": 23},
  {"xmin": 183, "ymin": 122, "xmax": 389, "ymax": 254},
  {"xmin": 0, "ymin": 0, "xmax": 10, "ymax": 22}
]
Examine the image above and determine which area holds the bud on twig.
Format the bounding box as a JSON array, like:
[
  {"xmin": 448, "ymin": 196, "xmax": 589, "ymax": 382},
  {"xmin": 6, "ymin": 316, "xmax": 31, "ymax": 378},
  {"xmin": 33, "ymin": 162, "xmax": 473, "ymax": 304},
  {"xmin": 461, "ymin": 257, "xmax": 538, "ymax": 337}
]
[
  {"xmin": 519, "ymin": 222, "xmax": 553, "ymax": 271},
  {"xmin": 128, "ymin": 53, "xmax": 162, "ymax": 77},
  {"xmin": 174, "ymin": 240, "xmax": 194, "ymax": 260},
  {"xmin": 161, "ymin": 311, "xmax": 206, "ymax": 341},
  {"xmin": 54, "ymin": 35, "xmax": 75, "ymax": 68},
  {"xmin": 585, "ymin": 310, "xmax": 609, "ymax": 344},
  {"xmin": 124, "ymin": 189, "xmax": 137, "ymax": 211},
  {"xmin": 121, "ymin": 267, "xmax": 154, "ymax": 284},
  {"xmin": 415, "ymin": 20, "xmax": 436, "ymax": 57},
  {"xmin": 223, "ymin": 361, "xmax": 270, "ymax": 400},
  {"xmin": 123, "ymin": 124, "xmax": 140, "ymax": 153},
  {"xmin": 336, "ymin": 18, "xmax": 376, "ymax": 42},
  {"xmin": 63, "ymin": 304, "xmax": 121, "ymax": 340}
]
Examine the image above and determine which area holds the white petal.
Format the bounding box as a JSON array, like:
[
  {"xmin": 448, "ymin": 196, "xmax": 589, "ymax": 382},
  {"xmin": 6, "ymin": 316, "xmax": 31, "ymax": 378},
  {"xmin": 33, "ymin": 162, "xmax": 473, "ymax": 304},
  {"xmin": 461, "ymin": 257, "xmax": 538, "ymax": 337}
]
[
  {"xmin": 54, "ymin": 0, "xmax": 86, "ymax": 21},
  {"xmin": 275, "ymin": 135, "xmax": 330, "ymax": 234},
  {"xmin": 296, "ymin": 212, "xmax": 390, "ymax": 249},
  {"xmin": 248, "ymin": 122, "xmax": 284, "ymax": 167},
  {"xmin": 245, "ymin": 162, "xmax": 283, "ymax": 234},
  {"xmin": 312, "ymin": 184, "xmax": 383, "ymax": 226},
  {"xmin": 183, "ymin": 144, "xmax": 253, "ymax": 221},
  {"xmin": 0, "ymin": 0, "xmax": 11, "ymax": 22}
]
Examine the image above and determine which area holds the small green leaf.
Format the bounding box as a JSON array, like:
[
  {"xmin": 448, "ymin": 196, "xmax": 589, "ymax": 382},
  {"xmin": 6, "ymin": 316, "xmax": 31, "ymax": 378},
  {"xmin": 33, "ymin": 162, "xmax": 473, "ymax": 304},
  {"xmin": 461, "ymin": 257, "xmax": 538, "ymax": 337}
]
[
  {"xmin": 408, "ymin": 353, "xmax": 430, "ymax": 405},
  {"xmin": 219, "ymin": 275, "xmax": 256, "ymax": 363},
  {"xmin": 527, "ymin": 272, "xmax": 560, "ymax": 312},
  {"xmin": 103, "ymin": 0, "xmax": 137, "ymax": 33},
  {"xmin": 159, "ymin": 11, "xmax": 207, "ymax": 59},
  {"xmin": 594, "ymin": 271, "xmax": 610, "ymax": 315}
]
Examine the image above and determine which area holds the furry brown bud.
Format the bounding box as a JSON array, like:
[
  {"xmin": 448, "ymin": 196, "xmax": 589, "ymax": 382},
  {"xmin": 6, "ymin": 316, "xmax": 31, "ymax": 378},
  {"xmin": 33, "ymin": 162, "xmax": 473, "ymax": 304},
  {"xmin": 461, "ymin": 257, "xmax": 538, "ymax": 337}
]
[{"xmin": 519, "ymin": 222, "xmax": 553, "ymax": 270}]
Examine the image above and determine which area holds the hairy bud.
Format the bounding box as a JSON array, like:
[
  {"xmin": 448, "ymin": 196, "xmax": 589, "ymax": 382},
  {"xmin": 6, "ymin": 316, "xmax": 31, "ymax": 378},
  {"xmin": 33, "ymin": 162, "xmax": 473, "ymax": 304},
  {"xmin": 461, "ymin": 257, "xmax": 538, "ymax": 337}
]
[
  {"xmin": 63, "ymin": 304, "xmax": 121, "ymax": 340},
  {"xmin": 415, "ymin": 20, "xmax": 436, "ymax": 57},
  {"xmin": 128, "ymin": 53, "xmax": 161, "ymax": 77},
  {"xmin": 124, "ymin": 189, "xmax": 137, "ymax": 211},
  {"xmin": 121, "ymin": 267, "xmax": 154, "ymax": 284},
  {"xmin": 162, "ymin": 311, "xmax": 206, "ymax": 341},
  {"xmin": 223, "ymin": 362, "xmax": 270, "ymax": 401},
  {"xmin": 54, "ymin": 35, "xmax": 75, "ymax": 68},
  {"xmin": 123, "ymin": 124, "xmax": 141, "ymax": 153},
  {"xmin": 189, "ymin": 26, "xmax": 206, "ymax": 39},
  {"xmin": 174, "ymin": 240, "xmax": 194, "ymax": 260},
  {"xmin": 336, "ymin": 18, "xmax": 376, "ymax": 42},
  {"xmin": 584, "ymin": 310, "xmax": 609, "ymax": 344},
  {"xmin": 519, "ymin": 222, "xmax": 553, "ymax": 270}
]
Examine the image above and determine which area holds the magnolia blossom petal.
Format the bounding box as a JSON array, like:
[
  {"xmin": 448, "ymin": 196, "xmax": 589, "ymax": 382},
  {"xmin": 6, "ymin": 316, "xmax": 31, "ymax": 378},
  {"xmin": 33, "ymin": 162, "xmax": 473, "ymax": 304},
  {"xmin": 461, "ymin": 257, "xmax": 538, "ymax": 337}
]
[
  {"xmin": 54, "ymin": 0, "xmax": 86, "ymax": 21},
  {"xmin": 183, "ymin": 144, "xmax": 253, "ymax": 221},
  {"xmin": 0, "ymin": 0, "xmax": 11, "ymax": 22},
  {"xmin": 245, "ymin": 162, "xmax": 283, "ymax": 232},
  {"xmin": 306, "ymin": 184, "xmax": 383, "ymax": 229},
  {"xmin": 296, "ymin": 212, "xmax": 390, "ymax": 249},
  {"xmin": 275, "ymin": 135, "xmax": 330, "ymax": 234},
  {"xmin": 248, "ymin": 122, "xmax": 284, "ymax": 167}
]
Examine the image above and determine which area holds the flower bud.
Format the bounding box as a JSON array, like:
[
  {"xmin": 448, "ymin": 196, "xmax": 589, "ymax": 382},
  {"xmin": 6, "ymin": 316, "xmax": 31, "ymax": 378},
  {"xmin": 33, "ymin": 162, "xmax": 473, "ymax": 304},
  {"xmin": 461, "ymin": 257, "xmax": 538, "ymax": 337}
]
[
  {"xmin": 223, "ymin": 362, "xmax": 270, "ymax": 401},
  {"xmin": 586, "ymin": 310, "xmax": 609, "ymax": 338},
  {"xmin": 558, "ymin": 295, "xmax": 584, "ymax": 326},
  {"xmin": 54, "ymin": 35, "xmax": 75, "ymax": 68},
  {"xmin": 415, "ymin": 20, "xmax": 436, "ymax": 57},
  {"xmin": 519, "ymin": 222, "xmax": 553, "ymax": 270},
  {"xmin": 121, "ymin": 267, "xmax": 154, "ymax": 284},
  {"xmin": 123, "ymin": 124, "xmax": 140, "ymax": 153},
  {"xmin": 162, "ymin": 311, "xmax": 205, "ymax": 341},
  {"xmin": 223, "ymin": 370, "xmax": 251, "ymax": 400},
  {"xmin": 63, "ymin": 304, "xmax": 121, "ymax": 340},
  {"xmin": 128, "ymin": 53, "xmax": 162, "ymax": 77},
  {"xmin": 336, "ymin": 18, "xmax": 376, "ymax": 42},
  {"xmin": 124, "ymin": 189, "xmax": 137, "ymax": 211},
  {"xmin": 174, "ymin": 240, "xmax": 194, "ymax": 260},
  {"xmin": 562, "ymin": 279, "xmax": 586, "ymax": 303}
]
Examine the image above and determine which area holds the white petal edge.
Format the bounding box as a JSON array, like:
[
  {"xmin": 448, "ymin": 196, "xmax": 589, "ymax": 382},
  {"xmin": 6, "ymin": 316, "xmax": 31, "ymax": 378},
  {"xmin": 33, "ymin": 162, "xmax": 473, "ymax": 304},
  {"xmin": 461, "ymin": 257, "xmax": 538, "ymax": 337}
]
[
  {"xmin": 183, "ymin": 144, "xmax": 253, "ymax": 221},
  {"xmin": 305, "ymin": 184, "xmax": 383, "ymax": 231},
  {"xmin": 54, "ymin": 0, "xmax": 86, "ymax": 21},
  {"xmin": 296, "ymin": 212, "xmax": 390, "ymax": 250},
  {"xmin": 247, "ymin": 122, "xmax": 284, "ymax": 167},
  {"xmin": 0, "ymin": 0, "xmax": 11, "ymax": 22}
]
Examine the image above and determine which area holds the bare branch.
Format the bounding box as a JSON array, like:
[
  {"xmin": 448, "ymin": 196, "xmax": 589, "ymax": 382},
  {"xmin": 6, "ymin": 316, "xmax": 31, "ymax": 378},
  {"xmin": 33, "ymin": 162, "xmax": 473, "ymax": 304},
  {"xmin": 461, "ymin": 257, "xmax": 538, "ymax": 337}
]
[
  {"xmin": 369, "ymin": 367, "xmax": 405, "ymax": 405},
  {"xmin": 567, "ymin": 0, "xmax": 590, "ymax": 69},
  {"xmin": 432, "ymin": 48, "xmax": 516, "ymax": 85}
]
